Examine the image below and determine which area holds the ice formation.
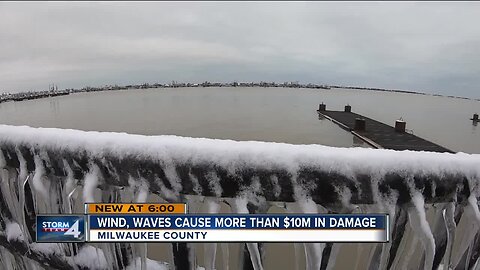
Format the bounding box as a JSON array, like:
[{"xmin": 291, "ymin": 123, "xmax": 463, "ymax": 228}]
[{"xmin": 0, "ymin": 124, "xmax": 479, "ymax": 269}]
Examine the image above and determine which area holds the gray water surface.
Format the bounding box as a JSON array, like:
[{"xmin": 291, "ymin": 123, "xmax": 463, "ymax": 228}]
[{"xmin": 0, "ymin": 87, "xmax": 478, "ymax": 153}]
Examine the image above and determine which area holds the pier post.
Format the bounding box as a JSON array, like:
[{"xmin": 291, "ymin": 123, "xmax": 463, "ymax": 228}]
[
  {"xmin": 395, "ymin": 120, "xmax": 406, "ymax": 133},
  {"xmin": 318, "ymin": 103, "xmax": 326, "ymax": 111},
  {"xmin": 344, "ymin": 105, "xmax": 351, "ymax": 113}
]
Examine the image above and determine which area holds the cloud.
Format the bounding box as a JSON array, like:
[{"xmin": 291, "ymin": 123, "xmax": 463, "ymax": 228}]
[{"xmin": 1, "ymin": 2, "xmax": 480, "ymax": 98}]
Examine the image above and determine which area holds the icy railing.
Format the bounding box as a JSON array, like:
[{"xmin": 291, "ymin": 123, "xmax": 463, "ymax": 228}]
[{"xmin": 0, "ymin": 124, "xmax": 479, "ymax": 270}]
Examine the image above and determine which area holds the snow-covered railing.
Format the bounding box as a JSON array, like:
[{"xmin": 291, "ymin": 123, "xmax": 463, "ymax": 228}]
[{"xmin": 0, "ymin": 125, "xmax": 479, "ymax": 270}]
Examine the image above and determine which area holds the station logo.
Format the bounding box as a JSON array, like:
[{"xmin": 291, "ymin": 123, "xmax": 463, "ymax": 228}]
[{"xmin": 36, "ymin": 215, "xmax": 86, "ymax": 242}]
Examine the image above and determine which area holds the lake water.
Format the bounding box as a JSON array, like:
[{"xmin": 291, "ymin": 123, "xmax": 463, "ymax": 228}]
[{"xmin": 0, "ymin": 87, "xmax": 478, "ymax": 153}]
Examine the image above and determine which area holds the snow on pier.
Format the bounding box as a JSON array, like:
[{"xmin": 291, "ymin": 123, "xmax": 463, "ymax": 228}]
[{"xmin": 0, "ymin": 125, "xmax": 479, "ymax": 269}]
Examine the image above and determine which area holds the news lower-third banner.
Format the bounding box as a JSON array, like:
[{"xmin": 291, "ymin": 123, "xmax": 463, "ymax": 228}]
[{"xmin": 87, "ymin": 214, "xmax": 389, "ymax": 242}]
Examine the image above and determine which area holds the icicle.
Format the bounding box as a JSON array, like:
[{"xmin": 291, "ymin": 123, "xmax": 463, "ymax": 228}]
[
  {"xmin": 287, "ymin": 170, "xmax": 325, "ymax": 270},
  {"xmin": 269, "ymin": 175, "xmax": 281, "ymax": 199},
  {"xmin": 467, "ymin": 194, "xmax": 480, "ymax": 224},
  {"xmin": 15, "ymin": 148, "xmax": 28, "ymax": 186},
  {"xmin": 63, "ymin": 160, "xmax": 76, "ymax": 199},
  {"xmin": 184, "ymin": 195, "xmax": 205, "ymax": 270},
  {"xmin": 163, "ymin": 164, "xmax": 183, "ymax": 198},
  {"xmin": 124, "ymin": 175, "xmax": 148, "ymax": 270},
  {"xmin": 0, "ymin": 168, "xmax": 20, "ymax": 221},
  {"xmin": 330, "ymin": 204, "xmax": 364, "ymax": 269},
  {"xmin": 67, "ymin": 187, "xmax": 79, "ymax": 214},
  {"xmin": 474, "ymin": 260, "xmax": 480, "ymax": 270},
  {"xmin": 83, "ymin": 163, "xmax": 101, "ymax": 203},
  {"xmin": 386, "ymin": 202, "xmax": 423, "ymax": 270},
  {"xmin": 185, "ymin": 195, "xmax": 204, "ymax": 214},
  {"xmin": 19, "ymin": 174, "xmax": 31, "ymax": 242},
  {"xmin": 5, "ymin": 221, "xmax": 25, "ymax": 242},
  {"xmin": 285, "ymin": 201, "xmax": 324, "ymax": 270},
  {"xmin": 220, "ymin": 242, "xmax": 230, "ymax": 270},
  {"xmin": 188, "ymin": 172, "xmax": 203, "ymax": 195},
  {"xmin": 403, "ymin": 232, "xmax": 420, "ymax": 269},
  {"xmin": 137, "ymin": 243, "xmax": 148, "ymax": 270},
  {"xmin": 99, "ymin": 193, "xmax": 120, "ymax": 270},
  {"xmin": 0, "ymin": 158, "xmax": 29, "ymax": 248},
  {"xmin": 451, "ymin": 195, "xmax": 480, "ymax": 269},
  {"xmin": 0, "ymin": 246, "xmax": 16, "ymax": 270},
  {"xmin": 292, "ymin": 242, "xmax": 303, "ymax": 270},
  {"xmin": 367, "ymin": 173, "xmax": 398, "ymax": 270},
  {"xmin": 70, "ymin": 245, "xmax": 109, "ymax": 270},
  {"xmin": 228, "ymin": 197, "xmax": 264, "ymax": 270},
  {"xmin": 442, "ymin": 202, "xmax": 456, "ymax": 270},
  {"xmin": 245, "ymin": 243, "xmax": 263, "ymax": 270},
  {"xmin": 27, "ymin": 260, "xmax": 43, "ymax": 270},
  {"xmin": 0, "ymin": 148, "xmax": 6, "ymax": 171},
  {"xmin": 62, "ymin": 159, "xmax": 79, "ymax": 214},
  {"xmin": 204, "ymin": 198, "xmax": 221, "ymax": 270},
  {"xmin": 377, "ymin": 224, "xmax": 394, "ymax": 268},
  {"xmin": 133, "ymin": 177, "xmax": 150, "ymax": 270},
  {"xmin": 130, "ymin": 176, "xmax": 149, "ymax": 203},
  {"xmin": 326, "ymin": 204, "xmax": 360, "ymax": 270},
  {"xmin": 154, "ymin": 175, "xmax": 178, "ymax": 202},
  {"xmin": 0, "ymin": 149, "xmax": 25, "ymax": 224},
  {"xmin": 407, "ymin": 191, "xmax": 435, "ymax": 270},
  {"xmin": 32, "ymin": 155, "xmax": 49, "ymax": 199},
  {"xmin": 353, "ymin": 245, "xmax": 364, "ymax": 270},
  {"xmin": 98, "ymin": 188, "xmax": 122, "ymax": 270},
  {"xmin": 352, "ymin": 205, "xmax": 375, "ymax": 270},
  {"xmin": 205, "ymin": 171, "xmax": 223, "ymax": 198},
  {"xmin": 320, "ymin": 244, "xmax": 338, "ymax": 270}
]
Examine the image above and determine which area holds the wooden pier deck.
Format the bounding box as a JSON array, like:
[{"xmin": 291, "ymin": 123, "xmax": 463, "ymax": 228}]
[{"xmin": 318, "ymin": 109, "xmax": 454, "ymax": 153}]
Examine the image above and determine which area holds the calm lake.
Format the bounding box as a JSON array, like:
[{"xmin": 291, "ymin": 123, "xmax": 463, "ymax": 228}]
[{"xmin": 0, "ymin": 87, "xmax": 478, "ymax": 153}]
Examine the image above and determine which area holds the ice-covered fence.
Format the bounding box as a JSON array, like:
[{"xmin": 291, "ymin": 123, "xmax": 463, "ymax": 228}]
[{"xmin": 0, "ymin": 124, "xmax": 479, "ymax": 270}]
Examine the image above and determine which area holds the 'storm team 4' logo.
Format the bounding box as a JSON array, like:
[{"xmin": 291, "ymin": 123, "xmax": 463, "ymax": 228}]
[{"xmin": 36, "ymin": 215, "xmax": 85, "ymax": 242}]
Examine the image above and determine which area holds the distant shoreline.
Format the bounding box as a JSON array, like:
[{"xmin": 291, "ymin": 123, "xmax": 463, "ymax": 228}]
[
  {"xmin": 1, "ymin": 81, "xmax": 479, "ymax": 104},
  {"xmin": 329, "ymin": 85, "xmax": 478, "ymax": 101}
]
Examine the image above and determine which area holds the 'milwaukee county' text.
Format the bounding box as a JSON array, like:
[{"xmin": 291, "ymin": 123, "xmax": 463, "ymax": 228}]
[{"xmin": 96, "ymin": 230, "xmax": 208, "ymax": 240}]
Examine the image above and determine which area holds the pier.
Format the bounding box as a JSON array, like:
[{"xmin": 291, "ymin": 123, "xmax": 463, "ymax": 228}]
[{"xmin": 317, "ymin": 104, "xmax": 454, "ymax": 153}]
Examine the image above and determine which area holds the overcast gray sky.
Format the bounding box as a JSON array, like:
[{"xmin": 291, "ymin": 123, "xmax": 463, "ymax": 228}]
[{"xmin": 1, "ymin": 2, "xmax": 480, "ymax": 98}]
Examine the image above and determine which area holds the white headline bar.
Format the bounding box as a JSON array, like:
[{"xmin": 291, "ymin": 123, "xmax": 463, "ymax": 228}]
[{"xmin": 89, "ymin": 229, "xmax": 388, "ymax": 242}]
